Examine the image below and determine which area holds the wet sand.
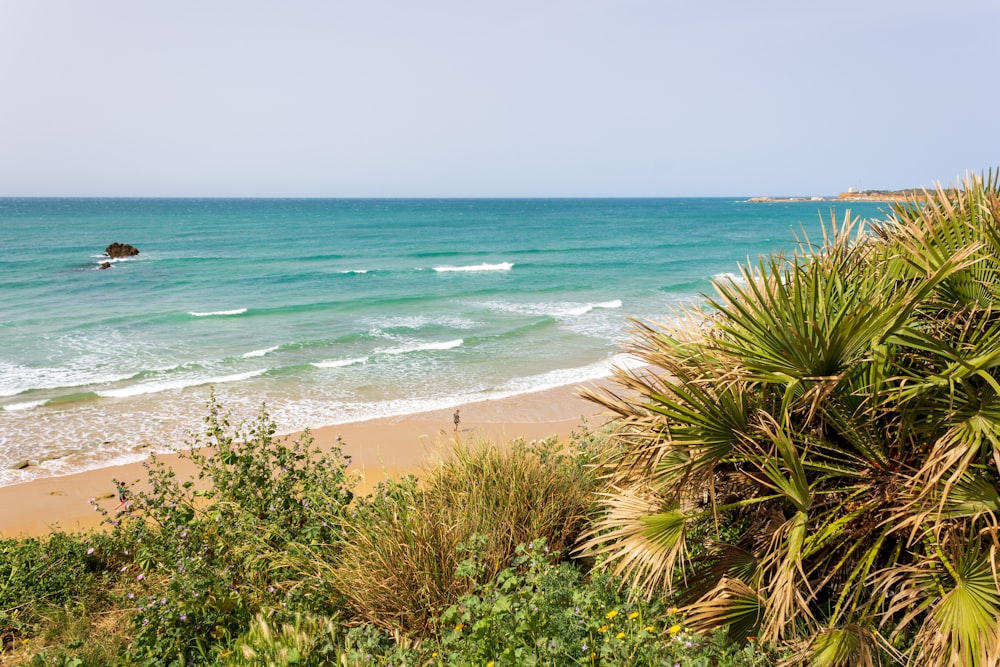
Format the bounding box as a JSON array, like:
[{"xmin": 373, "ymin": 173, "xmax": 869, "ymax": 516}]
[{"xmin": 0, "ymin": 383, "xmax": 611, "ymax": 538}]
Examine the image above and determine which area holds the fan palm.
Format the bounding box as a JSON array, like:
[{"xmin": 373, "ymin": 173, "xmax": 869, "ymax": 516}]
[{"xmin": 579, "ymin": 171, "xmax": 1000, "ymax": 666}]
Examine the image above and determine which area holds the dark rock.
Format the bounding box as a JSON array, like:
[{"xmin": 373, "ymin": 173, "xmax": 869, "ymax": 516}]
[
  {"xmin": 10, "ymin": 459, "xmax": 31, "ymax": 470},
  {"xmin": 105, "ymin": 242, "xmax": 140, "ymax": 258},
  {"xmin": 99, "ymin": 261, "xmax": 112, "ymax": 270}
]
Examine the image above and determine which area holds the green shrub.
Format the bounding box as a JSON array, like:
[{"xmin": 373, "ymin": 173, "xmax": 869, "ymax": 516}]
[
  {"xmin": 104, "ymin": 395, "xmax": 355, "ymax": 665},
  {"xmin": 0, "ymin": 532, "xmax": 121, "ymax": 637},
  {"xmin": 224, "ymin": 539, "xmax": 780, "ymax": 667},
  {"xmin": 436, "ymin": 538, "xmax": 776, "ymax": 667}
]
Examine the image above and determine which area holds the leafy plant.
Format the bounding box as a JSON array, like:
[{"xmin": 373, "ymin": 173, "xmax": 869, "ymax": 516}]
[
  {"xmin": 435, "ymin": 538, "xmax": 775, "ymax": 666},
  {"xmin": 579, "ymin": 171, "xmax": 1000, "ymax": 665},
  {"xmin": 105, "ymin": 394, "xmax": 355, "ymax": 665}
]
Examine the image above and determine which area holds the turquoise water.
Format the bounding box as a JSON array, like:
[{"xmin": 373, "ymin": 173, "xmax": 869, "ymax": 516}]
[{"xmin": 0, "ymin": 197, "xmax": 890, "ymax": 484}]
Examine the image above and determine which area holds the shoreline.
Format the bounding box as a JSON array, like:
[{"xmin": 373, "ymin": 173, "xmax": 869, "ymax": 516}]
[{"xmin": 0, "ymin": 381, "xmax": 612, "ymax": 538}]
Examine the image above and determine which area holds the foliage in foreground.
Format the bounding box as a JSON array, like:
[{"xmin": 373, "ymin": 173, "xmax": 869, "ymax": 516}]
[
  {"xmin": 96, "ymin": 395, "xmax": 357, "ymax": 665},
  {"xmin": 0, "ymin": 531, "xmax": 130, "ymax": 662},
  {"xmin": 580, "ymin": 171, "xmax": 1000, "ymax": 666},
  {"xmin": 325, "ymin": 433, "xmax": 602, "ymax": 634},
  {"xmin": 3, "ymin": 396, "xmax": 777, "ymax": 666},
  {"xmin": 226, "ymin": 540, "xmax": 777, "ymax": 667}
]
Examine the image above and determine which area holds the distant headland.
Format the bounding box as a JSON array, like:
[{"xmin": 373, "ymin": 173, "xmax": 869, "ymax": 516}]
[{"xmin": 748, "ymin": 188, "xmax": 927, "ymax": 203}]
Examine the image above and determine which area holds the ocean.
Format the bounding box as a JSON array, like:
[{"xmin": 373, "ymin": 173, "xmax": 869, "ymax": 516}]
[{"xmin": 0, "ymin": 197, "xmax": 889, "ymax": 485}]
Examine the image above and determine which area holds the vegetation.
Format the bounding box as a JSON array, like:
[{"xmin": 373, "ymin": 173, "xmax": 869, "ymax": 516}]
[
  {"xmin": 3, "ymin": 398, "xmax": 773, "ymax": 665},
  {"xmin": 327, "ymin": 436, "xmax": 599, "ymax": 634},
  {"xmin": 6, "ymin": 171, "xmax": 1000, "ymax": 665},
  {"xmin": 580, "ymin": 171, "xmax": 1000, "ymax": 666}
]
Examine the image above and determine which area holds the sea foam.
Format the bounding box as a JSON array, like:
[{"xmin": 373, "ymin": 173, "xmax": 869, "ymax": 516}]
[
  {"xmin": 433, "ymin": 262, "xmax": 513, "ymax": 273},
  {"xmin": 242, "ymin": 345, "xmax": 280, "ymax": 358},
  {"xmin": 378, "ymin": 339, "xmax": 463, "ymax": 355},
  {"xmin": 482, "ymin": 299, "xmax": 623, "ymax": 319},
  {"xmin": 311, "ymin": 357, "xmax": 368, "ymax": 369},
  {"xmin": 1, "ymin": 399, "xmax": 48, "ymax": 412},
  {"xmin": 189, "ymin": 308, "xmax": 248, "ymax": 317},
  {"xmin": 96, "ymin": 369, "xmax": 267, "ymax": 398}
]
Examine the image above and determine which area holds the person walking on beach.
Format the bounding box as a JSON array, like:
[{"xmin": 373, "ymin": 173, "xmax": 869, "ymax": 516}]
[
  {"xmin": 115, "ymin": 479, "xmax": 128, "ymax": 504},
  {"xmin": 114, "ymin": 478, "xmax": 130, "ymax": 513},
  {"xmin": 453, "ymin": 409, "xmax": 461, "ymax": 432}
]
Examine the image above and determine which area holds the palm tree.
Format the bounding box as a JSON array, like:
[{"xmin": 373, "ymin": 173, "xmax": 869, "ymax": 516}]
[{"xmin": 578, "ymin": 171, "xmax": 1000, "ymax": 666}]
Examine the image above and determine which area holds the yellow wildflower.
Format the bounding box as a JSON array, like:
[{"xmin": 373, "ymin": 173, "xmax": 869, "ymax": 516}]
[
  {"xmin": 628, "ymin": 611, "xmax": 639, "ymax": 619},
  {"xmin": 669, "ymin": 624, "xmax": 682, "ymax": 635},
  {"xmin": 644, "ymin": 626, "xmax": 655, "ymax": 633},
  {"xmin": 455, "ymin": 623, "xmax": 464, "ymax": 632},
  {"xmin": 605, "ymin": 609, "xmax": 618, "ymax": 620},
  {"xmin": 487, "ymin": 662, "xmax": 495, "ymax": 667},
  {"xmin": 616, "ymin": 631, "xmax": 625, "ymax": 639},
  {"xmin": 668, "ymin": 606, "xmax": 679, "ymax": 614},
  {"xmin": 597, "ymin": 625, "xmax": 608, "ymax": 633}
]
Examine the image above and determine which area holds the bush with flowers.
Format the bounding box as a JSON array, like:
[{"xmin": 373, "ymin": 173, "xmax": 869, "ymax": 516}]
[
  {"xmin": 430, "ymin": 538, "xmax": 774, "ymax": 667},
  {"xmin": 103, "ymin": 395, "xmax": 355, "ymax": 665}
]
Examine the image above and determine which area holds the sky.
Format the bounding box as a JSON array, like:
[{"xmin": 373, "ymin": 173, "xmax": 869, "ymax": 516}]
[{"xmin": 1, "ymin": 1, "xmax": 998, "ymax": 198}]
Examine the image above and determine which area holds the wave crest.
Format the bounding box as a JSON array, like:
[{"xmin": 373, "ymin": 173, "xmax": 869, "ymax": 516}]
[
  {"xmin": 189, "ymin": 308, "xmax": 248, "ymax": 317},
  {"xmin": 433, "ymin": 262, "xmax": 513, "ymax": 273},
  {"xmin": 242, "ymin": 345, "xmax": 280, "ymax": 358},
  {"xmin": 311, "ymin": 357, "xmax": 368, "ymax": 369},
  {"xmin": 378, "ymin": 339, "xmax": 463, "ymax": 355},
  {"xmin": 96, "ymin": 369, "xmax": 267, "ymax": 398}
]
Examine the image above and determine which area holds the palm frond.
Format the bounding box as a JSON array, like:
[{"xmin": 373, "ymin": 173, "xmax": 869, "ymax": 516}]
[
  {"xmin": 757, "ymin": 510, "xmax": 815, "ymax": 642},
  {"xmin": 879, "ymin": 537, "xmax": 1000, "ymax": 667},
  {"xmin": 708, "ymin": 213, "xmax": 908, "ymax": 383},
  {"xmin": 682, "ymin": 577, "xmax": 764, "ymax": 645},
  {"xmin": 941, "ymin": 471, "xmax": 1000, "ymax": 519},
  {"xmin": 804, "ymin": 623, "xmax": 887, "ymax": 667},
  {"xmin": 681, "ymin": 542, "xmax": 761, "ymax": 604},
  {"xmin": 575, "ymin": 490, "xmax": 688, "ymax": 594}
]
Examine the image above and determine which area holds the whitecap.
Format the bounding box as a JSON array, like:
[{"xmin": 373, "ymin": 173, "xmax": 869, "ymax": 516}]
[
  {"xmin": 96, "ymin": 369, "xmax": 267, "ymax": 398},
  {"xmin": 492, "ymin": 353, "xmax": 640, "ymax": 396},
  {"xmin": 311, "ymin": 357, "xmax": 369, "ymax": 369},
  {"xmin": 189, "ymin": 308, "xmax": 248, "ymax": 317},
  {"xmin": 433, "ymin": 262, "xmax": 513, "ymax": 273},
  {"xmin": 379, "ymin": 339, "xmax": 463, "ymax": 355},
  {"xmin": 91, "ymin": 254, "xmax": 148, "ymax": 264},
  {"xmin": 366, "ymin": 315, "xmax": 479, "ymax": 331},
  {"xmin": 712, "ymin": 272, "xmax": 747, "ymax": 286},
  {"xmin": 1, "ymin": 399, "xmax": 47, "ymax": 412},
  {"xmin": 242, "ymin": 345, "xmax": 280, "ymax": 358},
  {"xmin": 0, "ymin": 361, "xmax": 138, "ymax": 397},
  {"xmin": 481, "ymin": 299, "xmax": 623, "ymax": 319}
]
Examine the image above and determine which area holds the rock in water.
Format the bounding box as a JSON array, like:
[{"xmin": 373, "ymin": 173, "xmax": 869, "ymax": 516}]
[{"xmin": 105, "ymin": 242, "xmax": 140, "ymax": 258}]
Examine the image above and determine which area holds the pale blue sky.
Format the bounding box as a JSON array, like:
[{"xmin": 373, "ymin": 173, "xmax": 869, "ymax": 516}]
[{"xmin": 1, "ymin": 1, "xmax": 997, "ymax": 197}]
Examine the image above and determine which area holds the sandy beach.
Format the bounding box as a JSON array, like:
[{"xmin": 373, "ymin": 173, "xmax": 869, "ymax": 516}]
[{"xmin": 0, "ymin": 383, "xmax": 611, "ymax": 539}]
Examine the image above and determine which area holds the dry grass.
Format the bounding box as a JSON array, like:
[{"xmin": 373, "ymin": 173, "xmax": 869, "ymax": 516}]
[{"xmin": 327, "ymin": 434, "xmax": 603, "ymax": 634}]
